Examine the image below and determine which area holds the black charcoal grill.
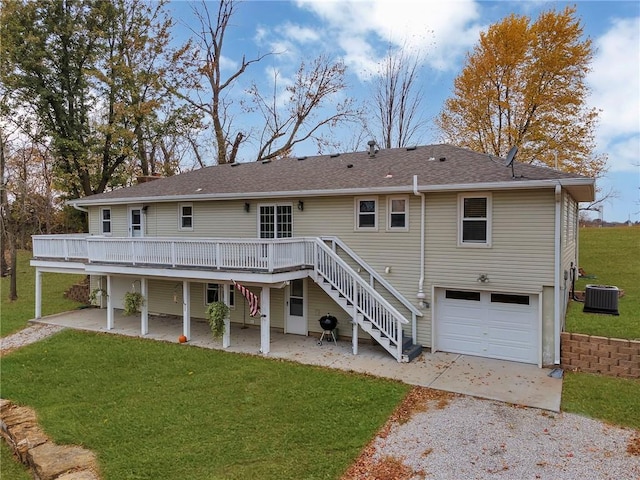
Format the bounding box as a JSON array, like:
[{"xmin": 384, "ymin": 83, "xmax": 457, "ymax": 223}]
[{"xmin": 317, "ymin": 313, "xmax": 337, "ymax": 346}]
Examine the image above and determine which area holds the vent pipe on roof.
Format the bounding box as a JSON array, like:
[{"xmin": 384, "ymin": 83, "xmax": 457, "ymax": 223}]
[{"xmin": 367, "ymin": 140, "xmax": 377, "ymax": 157}]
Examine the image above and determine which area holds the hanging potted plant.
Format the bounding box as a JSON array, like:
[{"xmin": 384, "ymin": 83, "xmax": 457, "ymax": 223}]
[
  {"xmin": 206, "ymin": 301, "xmax": 229, "ymax": 339},
  {"xmin": 89, "ymin": 288, "xmax": 107, "ymax": 305},
  {"xmin": 123, "ymin": 291, "xmax": 145, "ymax": 316}
]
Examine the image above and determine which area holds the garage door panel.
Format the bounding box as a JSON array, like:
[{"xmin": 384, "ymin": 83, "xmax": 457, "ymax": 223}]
[{"xmin": 436, "ymin": 289, "xmax": 539, "ymax": 364}]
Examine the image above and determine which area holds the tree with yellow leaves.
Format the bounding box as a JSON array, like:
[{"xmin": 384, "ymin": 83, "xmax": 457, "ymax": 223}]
[{"xmin": 437, "ymin": 6, "xmax": 606, "ymax": 178}]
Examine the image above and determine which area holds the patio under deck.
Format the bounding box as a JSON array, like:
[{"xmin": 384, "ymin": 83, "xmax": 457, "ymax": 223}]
[{"xmin": 32, "ymin": 308, "xmax": 564, "ymax": 412}]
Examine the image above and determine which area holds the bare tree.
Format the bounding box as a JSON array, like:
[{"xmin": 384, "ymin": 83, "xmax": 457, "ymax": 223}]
[
  {"xmin": 177, "ymin": 0, "xmax": 272, "ymax": 164},
  {"xmin": 248, "ymin": 55, "xmax": 361, "ymax": 160},
  {"xmin": 366, "ymin": 46, "xmax": 428, "ymax": 148}
]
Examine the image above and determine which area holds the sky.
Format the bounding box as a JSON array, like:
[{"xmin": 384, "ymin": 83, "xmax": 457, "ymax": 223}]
[{"xmin": 168, "ymin": 1, "xmax": 640, "ymax": 223}]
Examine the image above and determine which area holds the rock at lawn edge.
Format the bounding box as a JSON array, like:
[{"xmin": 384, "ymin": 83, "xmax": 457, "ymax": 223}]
[
  {"xmin": 29, "ymin": 442, "xmax": 98, "ymax": 480},
  {"xmin": 1, "ymin": 399, "xmax": 100, "ymax": 480}
]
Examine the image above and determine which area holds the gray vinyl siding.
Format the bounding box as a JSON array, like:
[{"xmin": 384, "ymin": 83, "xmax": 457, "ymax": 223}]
[
  {"xmin": 85, "ymin": 188, "xmax": 559, "ymax": 351},
  {"xmin": 423, "ymin": 189, "xmax": 556, "ymax": 347},
  {"xmin": 89, "ymin": 205, "xmax": 129, "ymax": 236}
]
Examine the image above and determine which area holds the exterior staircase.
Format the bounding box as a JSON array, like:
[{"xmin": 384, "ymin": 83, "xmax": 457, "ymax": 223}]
[{"xmin": 311, "ymin": 238, "xmax": 423, "ymax": 362}]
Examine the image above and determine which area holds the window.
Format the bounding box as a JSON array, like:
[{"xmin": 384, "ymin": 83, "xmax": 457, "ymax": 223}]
[
  {"xmin": 445, "ymin": 290, "xmax": 481, "ymax": 301},
  {"xmin": 259, "ymin": 205, "xmax": 292, "ymax": 239},
  {"xmin": 101, "ymin": 208, "xmax": 111, "ymax": 235},
  {"xmin": 459, "ymin": 194, "xmax": 491, "ymax": 247},
  {"xmin": 205, "ymin": 283, "xmax": 235, "ymax": 307},
  {"xmin": 180, "ymin": 203, "xmax": 193, "ymax": 230},
  {"xmin": 355, "ymin": 197, "xmax": 378, "ymax": 230},
  {"xmin": 387, "ymin": 196, "xmax": 408, "ymax": 231}
]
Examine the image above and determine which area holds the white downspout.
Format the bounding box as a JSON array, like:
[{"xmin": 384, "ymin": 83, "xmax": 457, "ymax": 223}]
[
  {"xmin": 554, "ymin": 184, "xmax": 562, "ymax": 365},
  {"xmin": 72, "ymin": 203, "xmax": 89, "ymax": 213},
  {"xmin": 413, "ymin": 175, "xmax": 426, "ymax": 344}
]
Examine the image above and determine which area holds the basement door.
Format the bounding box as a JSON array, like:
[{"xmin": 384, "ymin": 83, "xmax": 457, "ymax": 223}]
[
  {"xmin": 285, "ymin": 278, "xmax": 307, "ymax": 335},
  {"xmin": 435, "ymin": 288, "xmax": 539, "ymax": 364}
]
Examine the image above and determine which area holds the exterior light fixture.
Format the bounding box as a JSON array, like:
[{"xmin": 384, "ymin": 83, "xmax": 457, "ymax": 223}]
[
  {"xmin": 244, "ymin": 202, "xmax": 250, "ymax": 212},
  {"xmin": 297, "ymin": 200, "xmax": 304, "ymax": 211}
]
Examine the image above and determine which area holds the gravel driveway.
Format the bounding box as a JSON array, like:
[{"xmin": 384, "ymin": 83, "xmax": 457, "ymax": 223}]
[{"xmin": 343, "ymin": 388, "xmax": 640, "ymax": 480}]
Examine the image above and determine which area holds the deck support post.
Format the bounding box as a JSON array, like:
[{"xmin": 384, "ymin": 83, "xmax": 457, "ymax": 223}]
[
  {"xmin": 106, "ymin": 275, "xmax": 114, "ymax": 330},
  {"xmin": 35, "ymin": 268, "xmax": 42, "ymax": 319},
  {"xmin": 182, "ymin": 280, "xmax": 191, "ymax": 340},
  {"xmin": 260, "ymin": 286, "xmax": 270, "ymax": 355},
  {"xmin": 352, "ymin": 303, "xmax": 358, "ymax": 355},
  {"xmin": 222, "ymin": 283, "xmax": 231, "ymax": 348},
  {"xmin": 352, "ymin": 318, "xmax": 359, "ymax": 356},
  {"xmin": 141, "ymin": 277, "xmax": 148, "ymax": 335}
]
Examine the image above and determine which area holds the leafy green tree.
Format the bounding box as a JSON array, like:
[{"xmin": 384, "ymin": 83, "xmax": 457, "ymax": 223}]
[
  {"xmin": 437, "ymin": 6, "xmax": 606, "ymax": 177},
  {"xmin": 0, "ymin": 0, "xmax": 198, "ymax": 199}
]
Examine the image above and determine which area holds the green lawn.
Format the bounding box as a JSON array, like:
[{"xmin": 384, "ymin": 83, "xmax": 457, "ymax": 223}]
[
  {"xmin": 2, "ymin": 330, "xmax": 410, "ymax": 480},
  {"xmin": 0, "ymin": 250, "xmax": 84, "ymax": 337},
  {"xmin": 565, "ymin": 226, "xmax": 640, "ymax": 339},
  {"xmin": 0, "ymin": 443, "xmax": 31, "ymax": 480},
  {"xmin": 561, "ymin": 371, "xmax": 640, "ymax": 430}
]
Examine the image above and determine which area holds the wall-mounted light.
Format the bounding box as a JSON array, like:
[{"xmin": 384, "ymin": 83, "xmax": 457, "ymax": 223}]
[
  {"xmin": 477, "ymin": 273, "xmax": 489, "ymax": 283},
  {"xmin": 384, "ymin": 266, "xmax": 392, "ymax": 274},
  {"xmin": 142, "ymin": 205, "xmax": 148, "ymax": 212},
  {"xmin": 244, "ymin": 202, "xmax": 250, "ymax": 213},
  {"xmin": 297, "ymin": 200, "xmax": 304, "ymax": 211}
]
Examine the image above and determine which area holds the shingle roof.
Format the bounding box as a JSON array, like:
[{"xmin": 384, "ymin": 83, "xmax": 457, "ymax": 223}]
[{"xmin": 71, "ymin": 144, "xmax": 594, "ymax": 205}]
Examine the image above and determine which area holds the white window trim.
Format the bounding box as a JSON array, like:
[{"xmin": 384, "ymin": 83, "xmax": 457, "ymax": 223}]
[
  {"xmin": 354, "ymin": 197, "xmax": 378, "ymax": 231},
  {"xmin": 204, "ymin": 283, "xmax": 235, "ymax": 309},
  {"xmin": 387, "ymin": 195, "xmax": 409, "ymax": 232},
  {"xmin": 257, "ymin": 203, "xmax": 294, "ymax": 239},
  {"xmin": 179, "ymin": 202, "xmax": 194, "ymax": 231},
  {"xmin": 457, "ymin": 193, "xmax": 492, "ymax": 248},
  {"xmin": 100, "ymin": 207, "xmax": 112, "ymax": 236}
]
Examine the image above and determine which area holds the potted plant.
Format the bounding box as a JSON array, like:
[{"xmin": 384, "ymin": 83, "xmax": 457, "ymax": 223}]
[
  {"xmin": 123, "ymin": 291, "xmax": 145, "ymax": 316},
  {"xmin": 89, "ymin": 288, "xmax": 107, "ymax": 305},
  {"xmin": 206, "ymin": 300, "xmax": 229, "ymax": 339}
]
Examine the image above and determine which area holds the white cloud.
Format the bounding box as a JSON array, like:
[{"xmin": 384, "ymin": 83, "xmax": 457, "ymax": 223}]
[
  {"xmin": 294, "ymin": 0, "xmax": 482, "ymax": 78},
  {"xmin": 588, "ymin": 17, "xmax": 640, "ymax": 172}
]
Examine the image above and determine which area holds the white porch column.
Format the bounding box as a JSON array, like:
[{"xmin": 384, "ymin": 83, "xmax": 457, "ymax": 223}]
[
  {"xmin": 222, "ymin": 283, "xmax": 231, "ymax": 348},
  {"xmin": 182, "ymin": 280, "xmax": 191, "ymax": 340},
  {"xmin": 260, "ymin": 286, "xmax": 270, "ymax": 355},
  {"xmin": 352, "ymin": 304, "xmax": 359, "ymax": 355},
  {"xmin": 106, "ymin": 275, "xmax": 114, "ymax": 330},
  {"xmin": 34, "ymin": 268, "xmax": 42, "ymax": 319},
  {"xmin": 140, "ymin": 277, "xmax": 148, "ymax": 335}
]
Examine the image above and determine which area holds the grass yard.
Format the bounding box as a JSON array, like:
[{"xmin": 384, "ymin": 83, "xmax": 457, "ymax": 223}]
[
  {"xmin": 1, "ymin": 330, "xmax": 410, "ymax": 480},
  {"xmin": 0, "ymin": 250, "xmax": 84, "ymax": 337},
  {"xmin": 565, "ymin": 226, "xmax": 640, "ymax": 340},
  {"xmin": 561, "ymin": 371, "xmax": 640, "ymax": 430},
  {"xmin": 0, "ymin": 442, "xmax": 31, "ymax": 480}
]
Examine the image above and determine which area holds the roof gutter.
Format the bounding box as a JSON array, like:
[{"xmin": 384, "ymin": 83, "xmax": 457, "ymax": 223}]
[
  {"xmin": 72, "ymin": 204, "xmax": 89, "ymax": 213},
  {"xmin": 67, "ymin": 178, "xmax": 595, "ymax": 208}
]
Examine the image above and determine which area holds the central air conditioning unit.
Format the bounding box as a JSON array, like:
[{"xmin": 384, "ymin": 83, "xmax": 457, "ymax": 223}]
[{"xmin": 583, "ymin": 284, "xmax": 619, "ymax": 315}]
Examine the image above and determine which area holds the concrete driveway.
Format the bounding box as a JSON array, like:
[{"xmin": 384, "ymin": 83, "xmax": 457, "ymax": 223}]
[{"xmin": 26, "ymin": 308, "xmax": 563, "ymax": 412}]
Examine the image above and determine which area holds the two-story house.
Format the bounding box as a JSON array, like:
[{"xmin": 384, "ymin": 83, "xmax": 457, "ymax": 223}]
[{"xmin": 31, "ymin": 144, "xmax": 594, "ymax": 366}]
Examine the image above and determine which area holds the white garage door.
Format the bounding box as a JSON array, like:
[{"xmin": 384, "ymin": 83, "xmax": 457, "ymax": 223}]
[{"xmin": 435, "ymin": 289, "xmax": 539, "ymax": 364}]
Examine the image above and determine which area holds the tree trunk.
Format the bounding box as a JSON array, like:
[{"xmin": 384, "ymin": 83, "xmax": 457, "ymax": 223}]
[{"xmin": 9, "ymin": 244, "xmax": 17, "ymax": 301}]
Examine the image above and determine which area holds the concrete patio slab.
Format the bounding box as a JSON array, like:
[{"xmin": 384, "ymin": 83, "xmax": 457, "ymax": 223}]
[{"xmin": 29, "ymin": 308, "xmax": 563, "ymax": 412}]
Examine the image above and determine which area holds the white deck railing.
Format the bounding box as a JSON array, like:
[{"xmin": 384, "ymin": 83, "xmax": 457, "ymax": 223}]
[{"xmin": 32, "ymin": 235, "xmax": 315, "ymax": 272}]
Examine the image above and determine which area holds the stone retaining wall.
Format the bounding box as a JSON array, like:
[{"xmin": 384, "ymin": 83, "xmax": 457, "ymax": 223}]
[
  {"xmin": 0, "ymin": 399, "xmax": 100, "ymax": 480},
  {"xmin": 64, "ymin": 277, "xmax": 89, "ymax": 304},
  {"xmin": 560, "ymin": 332, "xmax": 640, "ymax": 379}
]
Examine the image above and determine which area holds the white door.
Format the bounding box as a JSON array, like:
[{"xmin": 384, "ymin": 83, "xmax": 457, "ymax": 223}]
[
  {"xmin": 129, "ymin": 207, "xmax": 143, "ymax": 237},
  {"xmin": 435, "ymin": 289, "xmax": 538, "ymax": 364},
  {"xmin": 285, "ymin": 278, "xmax": 307, "ymax": 335}
]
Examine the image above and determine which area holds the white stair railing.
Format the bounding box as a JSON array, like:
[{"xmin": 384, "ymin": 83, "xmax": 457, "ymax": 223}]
[{"xmin": 313, "ymin": 239, "xmax": 408, "ymax": 361}]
